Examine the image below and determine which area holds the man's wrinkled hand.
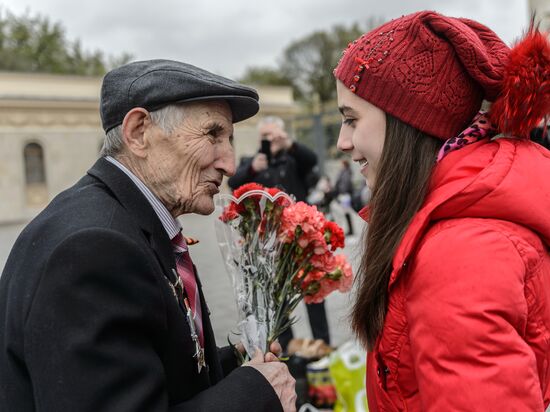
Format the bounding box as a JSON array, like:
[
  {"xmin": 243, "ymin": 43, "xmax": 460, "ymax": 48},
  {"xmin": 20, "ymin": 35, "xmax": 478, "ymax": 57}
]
[{"xmin": 244, "ymin": 349, "xmax": 297, "ymax": 412}]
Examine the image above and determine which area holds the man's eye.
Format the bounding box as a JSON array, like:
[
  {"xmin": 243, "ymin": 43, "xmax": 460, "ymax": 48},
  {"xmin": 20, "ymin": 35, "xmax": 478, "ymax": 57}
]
[
  {"xmin": 205, "ymin": 124, "xmax": 224, "ymax": 138},
  {"xmin": 343, "ymin": 118, "xmax": 356, "ymax": 126}
]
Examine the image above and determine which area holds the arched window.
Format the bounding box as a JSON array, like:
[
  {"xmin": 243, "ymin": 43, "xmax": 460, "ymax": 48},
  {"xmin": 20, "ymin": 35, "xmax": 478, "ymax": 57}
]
[
  {"xmin": 24, "ymin": 142, "xmax": 48, "ymax": 206},
  {"xmin": 24, "ymin": 142, "xmax": 46, "ymax": 184}
]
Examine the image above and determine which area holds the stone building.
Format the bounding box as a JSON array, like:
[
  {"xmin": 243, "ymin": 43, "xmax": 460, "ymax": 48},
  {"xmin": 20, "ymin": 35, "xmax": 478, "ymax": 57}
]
[
  {"xmin": 0, "ymin": 71, "xmax": 297, "ymax": 227},
  {"xmin": 530, "ymin": 0, "xmax": 550, "ymax": 31}
]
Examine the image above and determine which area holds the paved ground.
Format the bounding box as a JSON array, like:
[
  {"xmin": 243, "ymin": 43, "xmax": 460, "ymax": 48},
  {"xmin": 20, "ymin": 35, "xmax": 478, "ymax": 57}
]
[
  {"xmin": 0, "ymin": 207, "xmax": 365, "ymax": 349},
  {"xmin": 0, "ymin": 222, "xmax": 26, "ymax": 269}
]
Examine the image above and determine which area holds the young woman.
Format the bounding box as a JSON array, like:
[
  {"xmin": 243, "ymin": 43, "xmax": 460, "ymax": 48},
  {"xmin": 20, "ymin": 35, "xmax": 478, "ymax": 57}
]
[{"xmin": 334, "ymin": 11, "xmax": 550, "ymax": 411}]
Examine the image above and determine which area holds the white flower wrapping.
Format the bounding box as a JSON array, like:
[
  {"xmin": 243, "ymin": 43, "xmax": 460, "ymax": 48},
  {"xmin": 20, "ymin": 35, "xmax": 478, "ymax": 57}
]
[
  {"xmin": 215, "ymin": 185, "xmax": 353, "ymax": 359},
  {"xmin": 215, "ymin": 189, "xmax": 294, "ymax": 357}
]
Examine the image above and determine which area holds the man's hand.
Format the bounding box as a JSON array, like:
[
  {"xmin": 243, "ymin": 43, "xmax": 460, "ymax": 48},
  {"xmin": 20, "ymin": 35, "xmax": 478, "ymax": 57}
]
[
  {"xmin": 251, "ymin": 153, "xmax": 269, "ymax": 172},
  {"xmin": 244, "ymin": 349, "xmax": 297, "ymax": 412}
]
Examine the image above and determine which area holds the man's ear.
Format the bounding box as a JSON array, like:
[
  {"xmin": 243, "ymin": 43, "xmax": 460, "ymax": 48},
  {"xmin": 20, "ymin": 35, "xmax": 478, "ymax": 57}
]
[{"xmin": 121, "ymin": 108, "xmax": 152, "ymax": 158}]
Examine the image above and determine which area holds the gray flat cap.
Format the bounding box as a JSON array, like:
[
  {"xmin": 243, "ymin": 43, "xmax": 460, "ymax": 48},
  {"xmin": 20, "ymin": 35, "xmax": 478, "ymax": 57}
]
[{"xmin": 100, "ymin": 59, "xmax": 260, "ymax": 132}]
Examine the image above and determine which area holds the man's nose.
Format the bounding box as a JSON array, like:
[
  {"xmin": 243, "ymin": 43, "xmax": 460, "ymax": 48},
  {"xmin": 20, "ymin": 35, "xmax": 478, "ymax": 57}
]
[{"xmin": 218, "ymin": 151, "xmax": 236, "ymax": 177}]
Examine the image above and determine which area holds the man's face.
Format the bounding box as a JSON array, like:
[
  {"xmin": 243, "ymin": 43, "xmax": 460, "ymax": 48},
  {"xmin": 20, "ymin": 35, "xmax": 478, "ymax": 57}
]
[
  {"xmin": 143, "ymin": 101, "xmax": 235, "ymax": 216},
  {"xmin": 259, "ymin": 122, "xmax": 288, "ymax": 155}
]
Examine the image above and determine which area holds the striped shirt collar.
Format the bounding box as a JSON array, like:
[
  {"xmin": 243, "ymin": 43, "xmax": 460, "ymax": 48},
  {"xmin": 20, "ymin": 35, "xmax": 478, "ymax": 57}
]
[{"xmin": 105, "ymin": 156, "xmax": 183, "ymax": 246}]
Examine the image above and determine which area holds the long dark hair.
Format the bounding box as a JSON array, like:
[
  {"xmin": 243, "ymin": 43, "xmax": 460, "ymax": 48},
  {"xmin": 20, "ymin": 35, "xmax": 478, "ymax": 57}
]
[{"xmin": 351, "ymin": 113, "xmax": 442, "ymax": 350}]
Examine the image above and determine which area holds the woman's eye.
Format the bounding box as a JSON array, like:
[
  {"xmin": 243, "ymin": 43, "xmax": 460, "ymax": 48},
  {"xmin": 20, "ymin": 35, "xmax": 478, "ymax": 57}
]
[{"xmin": 343, "ymin": 118, "xmax": 356, "ymax": 126}]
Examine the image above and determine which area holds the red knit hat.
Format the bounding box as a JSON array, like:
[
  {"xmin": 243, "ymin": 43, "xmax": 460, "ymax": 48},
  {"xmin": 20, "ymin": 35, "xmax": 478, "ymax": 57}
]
[{"xmin": 334, "ymin": 11, "xmax": 510, "ymax": 140}]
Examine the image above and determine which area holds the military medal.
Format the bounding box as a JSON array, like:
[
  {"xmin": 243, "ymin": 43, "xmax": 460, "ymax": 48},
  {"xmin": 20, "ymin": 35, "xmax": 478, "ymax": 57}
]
[
  {"xmin": 168, "ymin": 269, "xmax": 184, "ymax": 301},
  {"xmin": 183, "ymin": 296, "xmax": 206, "ymax": 373},
  {"xmin": 170, "ymin": 269, "xmax": 206, "ymax": 373}
]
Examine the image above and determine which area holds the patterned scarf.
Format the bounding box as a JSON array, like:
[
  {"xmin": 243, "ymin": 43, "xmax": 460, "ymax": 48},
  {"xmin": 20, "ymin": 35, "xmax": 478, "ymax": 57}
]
[{"xmin": 437, "ymin": 111, "xmax": 498, "ymax": 162}]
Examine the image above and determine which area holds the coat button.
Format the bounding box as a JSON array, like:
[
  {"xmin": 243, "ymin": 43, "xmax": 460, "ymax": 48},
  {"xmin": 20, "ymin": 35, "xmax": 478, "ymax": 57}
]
[{"xmin": 377, "ymin": 367, "xmax": 381, "ymax": 376}]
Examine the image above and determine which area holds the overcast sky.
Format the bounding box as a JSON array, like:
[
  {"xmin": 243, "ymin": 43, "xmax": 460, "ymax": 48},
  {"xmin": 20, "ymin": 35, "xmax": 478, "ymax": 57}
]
[{"xmin": 1, "ymin": 0, "xmax": 531, "ymax": 78}]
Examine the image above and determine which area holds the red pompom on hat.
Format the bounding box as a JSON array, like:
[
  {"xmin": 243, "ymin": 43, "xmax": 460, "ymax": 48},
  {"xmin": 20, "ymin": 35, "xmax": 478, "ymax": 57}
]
[
  {"xmin": 489, "ymin": 26, "xmax": 550, "ymax": 138},
  {"xmin": 334, "ymin": 11, "xmax": 510, "ymax": 140}
]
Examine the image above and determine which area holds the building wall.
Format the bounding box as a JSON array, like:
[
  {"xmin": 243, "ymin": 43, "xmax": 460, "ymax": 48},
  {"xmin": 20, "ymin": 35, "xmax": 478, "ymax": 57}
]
[
  {"xmin": 233, "ymin": 84, "xmax": 298, "ymax": 159},
  {"xmin": 529, "ymin": 0, "xmax": 550, "ymax": 31},
  {"xmin": 0, "ymin": 72, "xmax": 297, "ymax": 226},
  {"xmin": 0, "ymin": 130, "xmax": 103, "ymax": 224}
]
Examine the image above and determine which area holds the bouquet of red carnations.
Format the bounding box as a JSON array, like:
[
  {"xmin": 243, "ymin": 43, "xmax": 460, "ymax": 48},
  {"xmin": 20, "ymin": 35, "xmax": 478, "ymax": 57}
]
[{"xmin": 215, "ymin": 183, "xmax": 353, "ymax": 357}]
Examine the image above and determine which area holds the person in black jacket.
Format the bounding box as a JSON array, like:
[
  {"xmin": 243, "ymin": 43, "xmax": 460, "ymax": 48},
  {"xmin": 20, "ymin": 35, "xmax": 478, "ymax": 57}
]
[
  {"xmin": 228, "ymin": 116, "xmax": 330, "ymax": 351},
  {"xmin": 228, "ymin": 116, "xmax": 318, "ymax": 202},
  {"xmin": 333, "ymin": 159, "xmax": 355, "ymax": 236},
  {"xmin": 0, "ymin": 60, "xmax": 296, "ymax": 412}
]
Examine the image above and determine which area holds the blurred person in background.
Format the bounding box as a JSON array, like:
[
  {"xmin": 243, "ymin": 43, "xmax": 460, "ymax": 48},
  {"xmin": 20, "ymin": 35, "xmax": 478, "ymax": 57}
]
[
  {"xmin": 307, "ymin": 174, "xmax": 334, "ymax": 217},
  {"xmin": 530, "ymin": 119, "xmax": 550, "ymax": 149},
  {"xmin": 333, "ymin": 159, "xmax": 355, "ymax": 235},
  {"xmin": 228, "ymin": 116, "xmax": 330, "ymax": 351},
  {"xmin": 228, "ymin": 116, "xmax": 318, "ymax": 202},
  {"xmin": 335, "ymin": 11, "xmax": 550, "ymax": 411},
  {"xmin": 351, "ymin": 179, "xmax": 371, "ymax": 213},
  {"xmin": 0, "ymin": 60, "xmax": 296, "ymax": 412}
]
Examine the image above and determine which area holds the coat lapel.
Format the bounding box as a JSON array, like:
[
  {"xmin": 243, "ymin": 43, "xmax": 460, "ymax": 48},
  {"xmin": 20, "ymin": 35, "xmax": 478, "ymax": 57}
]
[
  {"xmin": 87, "ymin": 158, "xmax": 180, "ymax": 288},
  {"xmin": 88, "ymin": 158, "xmax": 223, "ymax": 383}
]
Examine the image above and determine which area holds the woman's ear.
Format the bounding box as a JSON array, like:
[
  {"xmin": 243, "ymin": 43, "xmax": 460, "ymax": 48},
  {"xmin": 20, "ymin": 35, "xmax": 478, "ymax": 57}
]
[{"xmin": 121, "ymin": 107, "xmax": 152, "ymax": 158}]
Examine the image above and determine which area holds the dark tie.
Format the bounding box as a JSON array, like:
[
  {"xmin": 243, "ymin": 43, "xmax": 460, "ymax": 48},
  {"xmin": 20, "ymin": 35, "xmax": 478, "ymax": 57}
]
[{"xmin": 171, "ymin": 232, "xmax": 204, "ymax": 346}]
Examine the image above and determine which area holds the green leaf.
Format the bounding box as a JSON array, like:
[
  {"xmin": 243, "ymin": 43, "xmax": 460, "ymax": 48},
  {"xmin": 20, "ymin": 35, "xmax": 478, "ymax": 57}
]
[{"xmin": 227, "ymin": 335, "xmax": 247, "ymax": 366}]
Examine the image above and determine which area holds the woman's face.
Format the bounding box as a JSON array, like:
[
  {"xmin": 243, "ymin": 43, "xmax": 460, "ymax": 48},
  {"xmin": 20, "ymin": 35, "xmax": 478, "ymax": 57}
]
[{"xmin": 336, "ymin": 80, "xmax": 386, "ymax": 189}]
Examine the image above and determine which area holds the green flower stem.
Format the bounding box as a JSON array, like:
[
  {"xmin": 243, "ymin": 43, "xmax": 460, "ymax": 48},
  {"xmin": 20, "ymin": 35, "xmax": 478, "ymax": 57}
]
[{"xmin": 267, "ymin": 254, "xmax": 313, "ymax": 348}]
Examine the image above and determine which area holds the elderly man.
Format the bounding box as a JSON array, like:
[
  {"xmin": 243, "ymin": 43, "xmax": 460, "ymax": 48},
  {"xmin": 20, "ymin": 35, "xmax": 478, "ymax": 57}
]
[{"xmin": 0, "ymin": 60, "xmax": 295, "ymax": 411}]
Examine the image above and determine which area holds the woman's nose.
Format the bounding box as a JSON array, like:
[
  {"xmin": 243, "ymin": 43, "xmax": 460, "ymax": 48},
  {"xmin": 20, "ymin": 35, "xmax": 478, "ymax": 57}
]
[{"xmin": 336, "ymin": 128, "xmax": 353, "ymax": 152}]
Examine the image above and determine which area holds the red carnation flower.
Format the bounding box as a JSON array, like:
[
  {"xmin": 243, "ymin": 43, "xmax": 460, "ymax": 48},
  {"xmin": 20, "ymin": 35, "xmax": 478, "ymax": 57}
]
[
  {"xmin": 323, "ymin": 221, "xmax": 345, "ymax": 251},
  {"xmin": 233, "ymin": 183, "xmax": 265, "ymax": 199},
  {"xmin": 266, "ymin": 187, "xmax": 281, "ymax": 196},
  {"xmin": 219, "ymin": 202, "xmax": 240, "ymax": 222},
  {"xmin": 310, "ymin": 251, "xmax": 337, "ymax": 272},
  {"xmin": 266, "ymin": 186, "xmax": 292, "ymax": 207}
]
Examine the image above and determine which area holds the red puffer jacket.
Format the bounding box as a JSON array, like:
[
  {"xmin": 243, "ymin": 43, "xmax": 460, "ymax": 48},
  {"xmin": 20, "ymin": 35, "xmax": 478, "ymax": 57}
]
[{"xmin": 366, "ymin": 138, "xmax": 550, "ymax": 411}]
